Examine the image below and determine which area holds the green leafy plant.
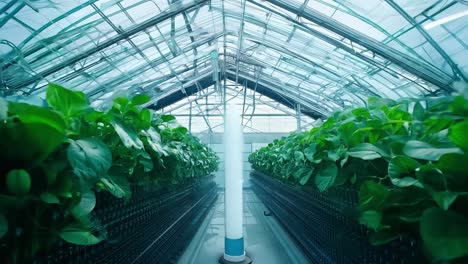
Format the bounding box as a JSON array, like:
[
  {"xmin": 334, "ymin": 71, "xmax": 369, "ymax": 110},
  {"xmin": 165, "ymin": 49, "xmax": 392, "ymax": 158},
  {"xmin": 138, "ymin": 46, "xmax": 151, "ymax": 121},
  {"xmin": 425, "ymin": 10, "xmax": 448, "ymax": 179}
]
[
  {"xmin": 249, "ymin": 85, "xmax": 468, "ymax": 263},
  {"xmin": 0, "ymin": 84, "xmax": 218, "ymax": 263}
]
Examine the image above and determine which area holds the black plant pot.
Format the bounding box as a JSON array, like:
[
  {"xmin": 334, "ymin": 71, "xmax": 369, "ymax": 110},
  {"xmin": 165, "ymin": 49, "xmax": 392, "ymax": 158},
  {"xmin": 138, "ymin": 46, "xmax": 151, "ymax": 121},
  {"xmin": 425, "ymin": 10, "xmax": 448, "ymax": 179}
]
[
  {"xmin": 250, "ymin": 171, "xmax": 427, "ymax": 264},
  {"xmin": 33, "ymin": 177, "xmax": 217, "ymax": 264}
]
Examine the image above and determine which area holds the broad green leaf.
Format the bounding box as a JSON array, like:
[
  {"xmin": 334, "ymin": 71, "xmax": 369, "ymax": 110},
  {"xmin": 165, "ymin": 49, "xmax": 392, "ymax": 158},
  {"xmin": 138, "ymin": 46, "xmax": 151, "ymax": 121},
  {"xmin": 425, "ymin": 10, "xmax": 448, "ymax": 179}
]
[
  {"xmin": 416, "ymin": 164, "xmax": 467, "ymax": 193},
  {"xmin": 111, "ymin": 120, "xmax": 144, "ymax": 150},
  {"xmin": 293, "ymin": 166, "xmax": 314, "ymax": 185},
  {"xmin": 368, "ymin": 130, "xmax": 383, "ymax": 144},
  {"xmin": 8, "ymin": 101, "xmax": 67, "ymax": 132},
  {"xmin": 113, "ymin": 97, "xmax": 129, "ymax": 111},
  {"xmin": 161, "ymin": 114, "xmax": 176, "ymax": 122},
  {"xmin": 403, "ymin": 140, "xmax": 463, "ymax": 161},
  {"xmin": 67, "ymin": 138, "xmax": 112, "ymax": 181},
  {"xmin": 46, "ymin": 83, "xmax": 89, "ymax": 117},
  {"xmin": 303, "ymin": 144, "xmax": 317, "ymax": 162},
  {"xmin": 40, "ymin": 192, "xmax": 60, "ymax": 204},
  {"xmin": 391, "ymin": 177, "xmax": 422, "ymax": 188},
  {"xmin": 426, "ymin": 129, "xmax": 449, "ymax": 145},
  {"xmin": 327, "ymin": 148, "xmax": 344, "ymax": 162},
  {"xmin": 294, "ymin": 151, "xmax": 305, "ymax": 162},
  {"xmin": 130, "ymin": 94, "xmax": 150, "ymax": 105},
  {"xmin": 384, "ymin": 185, "xmax": 429, "ymax": 207},
  {"xmin": 98, "ymin": 177, "xmax": 129, "ymax": 199},
  {"xmin": 0, "ymin": 122, "xmax": 66, "ymax": 167},
  {"xmin": 424, "ymin": 117, "xmax": 454, "ymax": 135},
  {"xmin": 114, "ymin": 97, "xmax": 128, "ymax": 106},
  {"xmin": 359, "ymin": 210, "xmax": 382, "ymax": 230},
  {"xmin": 173, "ymin": 126, "xmax": 188, "ymax": 135},
  {"xmin": 388, "ymin": 156, "xmax": 421, "ymax": 179},
  {"xmin": 420, "ymin": 208, "xmax": 468, "ymax": 260},
  {"xmin": 0, "ymin": 102, "xmax": 67, "ymax": 167},
  {"xmin": 139, "ymin": 108, "xmax": 151, "ymax": 125},
  {"xmin": 416, "ymin": 165, "xmax": 446, "ymax": 192},
  {"xmin": 321, "ymin": 116, "xmax": 336, "ymax": 129},
  {"xmin": 352, "ymin": 107, "xmax": 370, "ymax": 118},
  {"xmin": 350, "ymin": 129, "xmax": 368, "ymax": 145},
  {"xmin": 412, "ymin": 101, "xmax": 425, "ymax": 120},
  {"xmin": 298, "ymin": 168, "xmax": 314, "ymax": 185},
  {"xmin": 369, "ymin": 109, "xmax": 388, "ymax": 122},
  {"xmin": 436, "ymin": 153, "xmax": 468, "ymax": 173},
  {"xmin": 340, "ymin": 154, "xmax": 349, "ymax": 167},
  {"xmin": 383, "ymin": 137, "xmax": 408, "ymax": 157},
  {"xmin": 0, "ymin": 213, "xmax": 7, "ymax": 239},
  {"xmin": 84, "ymin": 110, "xmax": 105, "ymax": 123},
  {"xmin": 314, "ymin": 161, "xmax": 337, "ymax": 191},
  {"xmin": 450, "ymin": 96, "xmax": 468, "ymax": 116},
  {"xmin": 431, "ymin": 191, "xmax": 458, "ymax": 210},
  {"xmin": 348, "ymin": 143, "xmax": 387, "ymax": 160},
  {"xmin": 6, "ymin": 169, "xmax": 31, "ymax": 195},
  {"xmin": 338, "ymin": 122, "xmax": 359, "ymax": 146},
  {"xmin": 359, "ymin": 181, "xmax": 389, "ymax": 211},
  {"xmin": 139, "ymin": 155, "xmax": 154, "ymax": 172},
  {"xmin": 71, "ymin": 191, "xmax": 96, "ymax": 217},
  {"xmin": 59, "ymin": 227, "xmax": 101, "ymax": 245},
  {"xmin": 353, "ymin": 126, "xmax": 374, "ymax": 134},
  {"xmin": 448, "ymin": 121, "xmax": 468, "ymax": 149},
  {"xmin": 144, "ymin": 127, "xmax": 169, "ymax": 156},
  {"xmin": 56, "ymin": 173, "xmax": 74, "ymax": 198}
]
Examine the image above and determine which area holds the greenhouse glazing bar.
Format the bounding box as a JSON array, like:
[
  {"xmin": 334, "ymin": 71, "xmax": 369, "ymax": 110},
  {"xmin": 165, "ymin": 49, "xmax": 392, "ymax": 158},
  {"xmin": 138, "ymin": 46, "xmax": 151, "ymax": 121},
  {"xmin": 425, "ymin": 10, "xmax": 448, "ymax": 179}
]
[
  {"xmin": 234, "ymin": 0, "xmax": 247, "ymax": 98},
  {"xmin": 245, "ymin": 0, "xmax": 440, "ymax": 95},
  {"xmin": 170, "ymin": 92, "xmax": 304, "ymax": 119},
  {"xmin": 384, "ymin": 0, "xmax": 467, "ymax": 81},
  {"xmin": 255, "ymin": 0, "xmax": 454, "ymax": 90},
  {"xmin": 181, "ymin": 12, "xmax": 199, "ymax": 71},
  {"xmin": 86, "ymin": 33, "xmax": 223, "ymax": 97},
  {"xmin": 1, "ymin": 1, "xmax": 467, "ymax": 263},
  {"xmin": 145, "ymin": 71, "xmax": 214, "ymax": 108},
  {"xmin": 144, "ymin": 54, "xmax": 333, "ymax": 116},
  {"xmin": 8, "ymin": 0, "xmax": 210, "ymax": 90},
  {"xmin": 146, "ymin": 71, "xmax": 325, "ymax": 119},
  {"xmin": 160, "ymin": 90, "xmax": 218, "ymax": 114},
  {"xmin": 225, "ymin": 71, "xmax": 329, "ymax": 117}
]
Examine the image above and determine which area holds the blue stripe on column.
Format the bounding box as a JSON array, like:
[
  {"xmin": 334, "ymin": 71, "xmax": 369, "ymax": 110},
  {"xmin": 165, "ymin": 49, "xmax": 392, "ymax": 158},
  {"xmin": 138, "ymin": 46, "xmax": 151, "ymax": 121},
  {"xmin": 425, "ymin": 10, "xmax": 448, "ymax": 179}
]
[{"xmin": 225, "ymin": 237, "xmax": 244, "ymax": 256}]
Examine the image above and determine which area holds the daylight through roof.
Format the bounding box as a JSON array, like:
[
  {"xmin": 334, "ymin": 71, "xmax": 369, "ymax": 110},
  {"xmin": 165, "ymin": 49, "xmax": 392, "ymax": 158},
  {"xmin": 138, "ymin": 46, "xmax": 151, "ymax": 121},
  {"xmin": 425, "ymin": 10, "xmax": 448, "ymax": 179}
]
[{"xmin": 1, "ymin": 0, "xmax": 467, "ymax": 132}]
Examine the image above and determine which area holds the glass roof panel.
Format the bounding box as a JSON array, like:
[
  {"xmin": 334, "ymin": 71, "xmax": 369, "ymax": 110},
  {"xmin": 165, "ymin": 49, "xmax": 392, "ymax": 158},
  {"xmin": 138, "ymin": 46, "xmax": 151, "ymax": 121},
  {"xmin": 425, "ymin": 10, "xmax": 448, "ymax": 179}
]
[{"xmin": 0, "ymin": 0, "xmax": 465, "ymax": 118}]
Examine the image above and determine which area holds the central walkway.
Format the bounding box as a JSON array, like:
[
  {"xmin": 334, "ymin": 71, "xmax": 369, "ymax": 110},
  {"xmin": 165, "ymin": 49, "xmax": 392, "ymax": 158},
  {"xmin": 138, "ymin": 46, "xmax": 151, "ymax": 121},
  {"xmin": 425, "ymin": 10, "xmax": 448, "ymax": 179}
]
[{"xmin": 178, "ymin": 190, "xmax": 309, "ymax": 264}]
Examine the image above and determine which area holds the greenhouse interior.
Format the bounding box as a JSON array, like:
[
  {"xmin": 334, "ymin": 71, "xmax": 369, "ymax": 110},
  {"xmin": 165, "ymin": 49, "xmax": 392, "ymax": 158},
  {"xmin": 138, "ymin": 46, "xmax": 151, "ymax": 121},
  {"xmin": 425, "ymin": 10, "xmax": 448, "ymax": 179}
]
[{"xmin": 0, "ymin": 0, "xmax": 467, "ymax": 263}]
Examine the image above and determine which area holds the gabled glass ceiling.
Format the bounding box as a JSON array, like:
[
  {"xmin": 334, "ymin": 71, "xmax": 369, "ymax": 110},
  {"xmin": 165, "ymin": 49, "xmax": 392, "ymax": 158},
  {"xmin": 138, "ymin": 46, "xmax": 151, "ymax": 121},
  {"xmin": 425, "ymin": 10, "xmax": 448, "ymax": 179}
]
[
  {"xmin": 161, "ymin": 80, "xmax": 316, "ymax": 133},
  {"xmin": 0, "ymin": 0, "xmax": 467, "ymax": 117}
]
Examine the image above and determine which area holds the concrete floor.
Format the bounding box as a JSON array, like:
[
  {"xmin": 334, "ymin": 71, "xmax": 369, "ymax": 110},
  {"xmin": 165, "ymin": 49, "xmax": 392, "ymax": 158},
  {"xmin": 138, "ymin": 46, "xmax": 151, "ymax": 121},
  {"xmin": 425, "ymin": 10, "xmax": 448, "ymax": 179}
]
[{"xmin": 178, "ymin": 190, "xmax": 309, "ymax": 264}]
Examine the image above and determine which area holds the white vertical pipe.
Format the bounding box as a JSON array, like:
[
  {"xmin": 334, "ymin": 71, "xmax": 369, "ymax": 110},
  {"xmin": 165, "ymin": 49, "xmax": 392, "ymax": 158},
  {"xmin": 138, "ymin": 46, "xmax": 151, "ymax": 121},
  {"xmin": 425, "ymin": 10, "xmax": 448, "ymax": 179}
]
[{"xmin": 223, "ymin": 103, "xmax": 245, "ymax": 262}]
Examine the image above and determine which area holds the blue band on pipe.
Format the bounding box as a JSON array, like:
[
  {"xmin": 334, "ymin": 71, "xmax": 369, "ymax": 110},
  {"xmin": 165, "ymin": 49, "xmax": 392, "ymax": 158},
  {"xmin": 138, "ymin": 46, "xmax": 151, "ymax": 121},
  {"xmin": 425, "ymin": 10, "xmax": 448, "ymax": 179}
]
[{"xmin": 225, "ymin": 237, "xmax": 244, "ymax": 256}]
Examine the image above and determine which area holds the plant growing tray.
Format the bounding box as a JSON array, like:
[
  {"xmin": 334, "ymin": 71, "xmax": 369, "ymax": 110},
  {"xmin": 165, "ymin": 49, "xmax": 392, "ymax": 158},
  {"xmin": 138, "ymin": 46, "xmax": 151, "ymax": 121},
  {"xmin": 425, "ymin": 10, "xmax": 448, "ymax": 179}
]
[
  {"xmin": 251, "ymin": 171, "xmax": 427, "ymax": 264},
  {"xmin": 33, "ymin": 179, "xmax": 218, "ymax": 264}
]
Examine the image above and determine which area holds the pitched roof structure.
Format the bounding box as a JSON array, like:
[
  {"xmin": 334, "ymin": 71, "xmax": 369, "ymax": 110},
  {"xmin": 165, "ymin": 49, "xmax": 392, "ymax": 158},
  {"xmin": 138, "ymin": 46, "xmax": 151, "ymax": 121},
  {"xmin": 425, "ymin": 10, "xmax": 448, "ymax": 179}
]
[{"xmin": 1, "ymin": 0, "xmax": 467, "ymax": 131}]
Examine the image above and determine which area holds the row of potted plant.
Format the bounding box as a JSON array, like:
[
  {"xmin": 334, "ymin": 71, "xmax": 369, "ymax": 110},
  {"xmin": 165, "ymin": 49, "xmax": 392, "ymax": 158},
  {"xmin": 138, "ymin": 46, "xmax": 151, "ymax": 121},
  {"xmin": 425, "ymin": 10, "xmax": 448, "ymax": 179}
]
[
  {"xmin": 0, "ymin": 84, "xmax": 219, "ymax": 263},
  {"xmin": 249, "ymin": 83, "xmax": 468, "ymax": 263}
]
